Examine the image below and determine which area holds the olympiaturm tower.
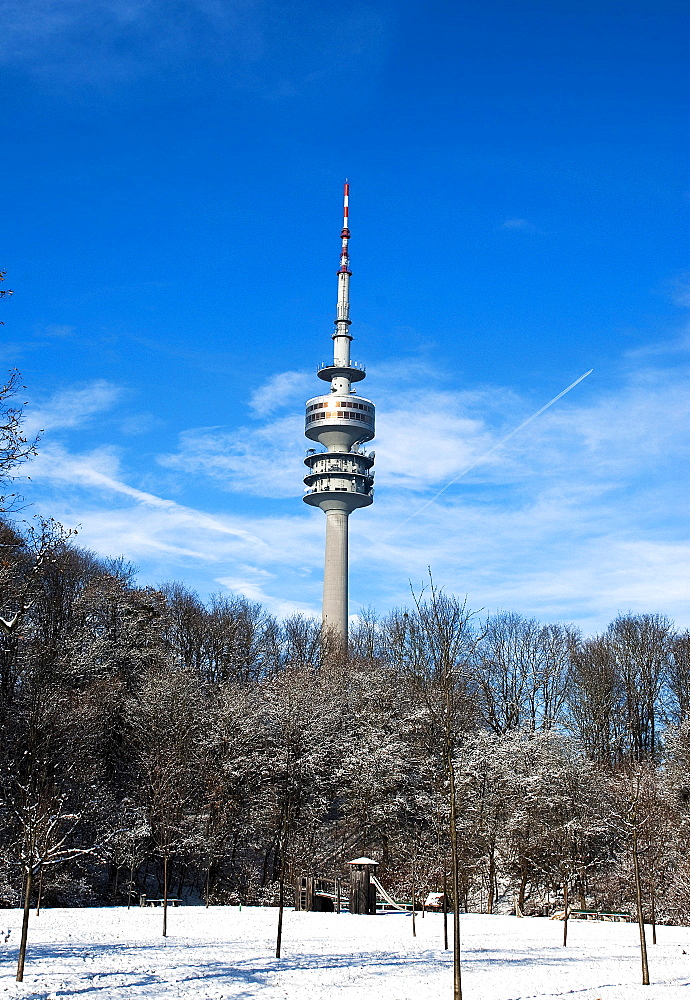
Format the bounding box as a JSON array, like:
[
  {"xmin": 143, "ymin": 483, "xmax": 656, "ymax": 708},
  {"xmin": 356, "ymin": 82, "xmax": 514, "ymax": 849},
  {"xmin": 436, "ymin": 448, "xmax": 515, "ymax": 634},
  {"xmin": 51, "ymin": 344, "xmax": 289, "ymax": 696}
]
[{"xmin": 303, "ymin": 183, "xmax": 375, "ymax": 641}]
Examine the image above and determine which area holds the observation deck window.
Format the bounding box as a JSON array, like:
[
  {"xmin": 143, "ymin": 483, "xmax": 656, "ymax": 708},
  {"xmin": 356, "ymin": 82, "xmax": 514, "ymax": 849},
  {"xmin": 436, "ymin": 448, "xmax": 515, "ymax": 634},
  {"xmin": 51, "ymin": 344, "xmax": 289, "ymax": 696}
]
[
  {"xmin": 307, "ymin": 405, "xmax": 373, "ymax": 422},
  {"xmin": 334, "ymin": 401, "xmax": 372, "ymax": 412}
]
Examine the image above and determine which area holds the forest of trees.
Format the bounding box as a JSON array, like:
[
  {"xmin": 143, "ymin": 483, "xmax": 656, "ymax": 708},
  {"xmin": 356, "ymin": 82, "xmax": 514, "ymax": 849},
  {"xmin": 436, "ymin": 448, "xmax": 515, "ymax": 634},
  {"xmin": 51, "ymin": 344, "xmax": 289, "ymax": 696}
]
[{"xmin": 1, "ymin": 515, "xmax": 689, "ymax": 926}]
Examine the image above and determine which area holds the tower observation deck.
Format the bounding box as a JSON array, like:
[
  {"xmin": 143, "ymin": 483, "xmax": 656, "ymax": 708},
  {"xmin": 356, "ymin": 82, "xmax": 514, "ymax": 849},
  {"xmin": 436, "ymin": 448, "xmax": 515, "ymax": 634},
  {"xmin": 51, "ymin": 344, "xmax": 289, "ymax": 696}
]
[{"xmin": 304, "ymin": 183, "xmax": 375, "ymax": 641}]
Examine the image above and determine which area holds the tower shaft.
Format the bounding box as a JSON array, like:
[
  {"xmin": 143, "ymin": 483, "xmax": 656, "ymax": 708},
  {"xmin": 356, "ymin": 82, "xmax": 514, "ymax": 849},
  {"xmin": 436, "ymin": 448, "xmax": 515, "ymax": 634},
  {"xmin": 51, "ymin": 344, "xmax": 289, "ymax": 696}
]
[{"xmin": 322, "ymin": 508, "xmax": 349, "ymax": 633}]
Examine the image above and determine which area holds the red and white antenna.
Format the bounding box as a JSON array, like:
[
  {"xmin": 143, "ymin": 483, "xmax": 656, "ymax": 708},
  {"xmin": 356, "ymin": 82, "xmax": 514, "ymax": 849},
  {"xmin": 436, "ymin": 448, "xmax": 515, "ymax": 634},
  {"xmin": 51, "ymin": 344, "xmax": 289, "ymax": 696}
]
[
  {"xmin": 333, "ymin": 181, "xmax": 353, "ymax": 367},
  {"xmin": 339, "ymin": 180, "xmax": 351, "ymax": 274}
]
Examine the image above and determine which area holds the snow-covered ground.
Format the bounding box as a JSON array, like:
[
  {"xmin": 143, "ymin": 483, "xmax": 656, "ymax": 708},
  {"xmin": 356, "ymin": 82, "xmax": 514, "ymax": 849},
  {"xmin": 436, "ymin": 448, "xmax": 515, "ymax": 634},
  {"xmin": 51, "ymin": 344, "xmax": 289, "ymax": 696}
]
[{"xmin": 2, "ymin": 905, "xmax": 689, "ymax": 999}]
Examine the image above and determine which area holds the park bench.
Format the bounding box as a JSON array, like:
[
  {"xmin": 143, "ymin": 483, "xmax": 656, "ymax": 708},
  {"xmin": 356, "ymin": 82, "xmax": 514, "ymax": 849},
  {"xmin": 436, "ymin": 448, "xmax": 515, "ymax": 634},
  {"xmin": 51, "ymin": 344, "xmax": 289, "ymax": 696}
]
[
  {"xmin": 570, "ymin": 909, "xmax": 630, "ymax": 922},
  {"xmin": 139, "ymin": 896, "xmax": 181, "ymax": 907}
]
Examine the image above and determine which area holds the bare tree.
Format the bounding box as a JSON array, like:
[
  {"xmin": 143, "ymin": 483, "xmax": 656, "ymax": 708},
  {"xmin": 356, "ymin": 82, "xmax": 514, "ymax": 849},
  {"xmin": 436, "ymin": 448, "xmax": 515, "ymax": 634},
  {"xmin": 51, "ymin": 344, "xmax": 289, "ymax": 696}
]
[
  {"xmin": 0, "ymin": 268, "xmax": 12, "ymax": 304},
  {"xmin": 1, "ymin": 656, "xmax": 96, "ymax": 981},
  {"xmin": 608, "ymin": 615, "xmax": 673, "ymax": 762},
  {"xmin": 568, "ymin": 636, "xmax": 624, "ymax": 763},
  {"xmin": 8, "ymin": 778, "xmax": 93, "ymax": 980},
  {"xmin": 629, "ymin": 770, "xmax": 651, "ymax": 985},
  {"xmin": 257, "ymin": 663, "xmax": 344, "ymax": 957},
  {"xmin": 474, "ymin": 613, "xmax": 574, "ymax": 734},
  {"xmin": 400, "ymin": 577, "xmax": 481, "ymax": 1000},
  {"xmin": 661, "ymin": 720, "xmax": 690, "ymax": 923},
  {"xmin": 128, "ymin": 664, "xmax": 204, "ymax": 935},
  {"xmin": 667, "ymin": 632, "xmax": 690, "ymax": 725},
  {"xmin": 0, "ymin": 369, "xmax": 41, "ymax": 512},
  {"xmin": 0, "ymin": 519, "xmax": 76, "ymax": 642}
]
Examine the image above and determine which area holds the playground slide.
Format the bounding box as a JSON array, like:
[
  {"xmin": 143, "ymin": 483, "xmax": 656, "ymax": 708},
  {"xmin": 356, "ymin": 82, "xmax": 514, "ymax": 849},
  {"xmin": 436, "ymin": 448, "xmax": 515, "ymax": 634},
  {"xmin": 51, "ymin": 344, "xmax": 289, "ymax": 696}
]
[{"xmin": 370, "ymin": 875, "xmax": 411, "ymax": 913}]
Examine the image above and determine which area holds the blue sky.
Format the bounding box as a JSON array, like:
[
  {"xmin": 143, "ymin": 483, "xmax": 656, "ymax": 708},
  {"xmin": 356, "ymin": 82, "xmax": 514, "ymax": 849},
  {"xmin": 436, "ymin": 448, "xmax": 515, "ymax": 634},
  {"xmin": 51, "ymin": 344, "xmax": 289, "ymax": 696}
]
[{"xmin": 2, "ymin": 0, "xmax": 689, "ymax": 632}]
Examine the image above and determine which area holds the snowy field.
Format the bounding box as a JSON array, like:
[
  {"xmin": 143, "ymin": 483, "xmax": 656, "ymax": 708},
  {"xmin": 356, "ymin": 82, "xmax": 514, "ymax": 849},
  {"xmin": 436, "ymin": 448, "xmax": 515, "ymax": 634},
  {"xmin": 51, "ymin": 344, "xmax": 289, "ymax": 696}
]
[{"xmin": 2, "ymin": 906, "xmax": 690, "ymax": 1000}]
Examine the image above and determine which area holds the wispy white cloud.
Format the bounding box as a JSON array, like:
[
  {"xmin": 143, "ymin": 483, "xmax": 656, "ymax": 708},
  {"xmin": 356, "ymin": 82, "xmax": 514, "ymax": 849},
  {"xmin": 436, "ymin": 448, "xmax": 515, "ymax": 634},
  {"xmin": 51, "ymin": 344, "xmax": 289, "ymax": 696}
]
[
  {"xmin": 155, "ymin": 368, "xmax": 313, "ymax": 497},
  {"xmin": 118, "ymin": 411, "xmax": 164, "ymax": 436},
  {"xmin": 1, "ymin": 0, "xmax": 393, "ymax": 96},
  {"xmin": 214, "ymin": 567, "xmax": 316, "ymax": 619},
  {"xmin": 157, "ymin": 413, "xmax": 305, "ymax": 498},
  {"xmin": 624, "ymin": 322, "xmax": 690, "ymax": 359},
  {"xmin": 500, "ymin": 218, "xmax": 533, "ymax": 230},
  {"xmin": 360, "ymin": 497, "xmax": 690, "ymax": 635},
  {"xmin": 626, "ymin": 273, "xmax": 690, "ymax": 357},
  {"xmin": 374, "ymin": 389, "xmax": 496, "ymax": 490},
  {"xmin": 29, "ymin": 443, "xmax": 265, "ymax": 547},
  {"xmin": 669, "ymin": 271, "xmax": 690, "ymax": 309},
  {"xmin": 249, "ymin": 370, "xmax": 311, "ymax": 416},
  {"xmin": 26, "ymin": 442, "xmax": 323, "ymax": 620},
  {"xmin": 40, "ymin": 324, "xmax": 75, "ymax": 338},
  {"xmin": 24, "ymin": 380, "xmax": 123, "ymax": 436},
  {"xmin": 0, "ymin": 0, "xmax": 262, "ymax": 82},
  {"xmin": 514, "ymin": 368, "xmax": 690, "ymax": 481}
]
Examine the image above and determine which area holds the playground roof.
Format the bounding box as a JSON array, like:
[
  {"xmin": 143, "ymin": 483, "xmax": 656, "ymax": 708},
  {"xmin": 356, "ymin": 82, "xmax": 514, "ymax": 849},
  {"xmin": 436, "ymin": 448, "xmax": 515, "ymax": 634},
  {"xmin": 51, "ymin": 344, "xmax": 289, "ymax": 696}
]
[{"xmin": 347, "ymin": 857, "xmax": 379, "ymax": 866}]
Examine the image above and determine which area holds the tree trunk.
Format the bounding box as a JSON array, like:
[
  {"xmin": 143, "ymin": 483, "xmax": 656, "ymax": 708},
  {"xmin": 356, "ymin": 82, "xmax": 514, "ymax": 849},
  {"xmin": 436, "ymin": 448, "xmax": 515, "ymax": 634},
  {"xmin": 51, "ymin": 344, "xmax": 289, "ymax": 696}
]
[
  {"xmin": 517, "ymin": 869, "xmax": 528, "ymax": 916},
  {"xmin": 35, "ymin": 871, "xmax": 43, "ymax": 916},
  {"xmin": 650, "ymin": 865, "xmax": 657, "ymax": 945},
  {"xmin": 412, "ymin": 877, "xmax": 416, "ymax": 938},
  {"xmin": 127, "ymin": 860, "xmax": 135, "ymax": 910},
  {"xmin": 562, "ymin": 881, "xmax": 569, "ymax": 948},
  {"xmin": 205, "ymin": 868, "xmax": 210, "ymax": 909},
  {"xmin": 16, "ymin": 867, "xmax": 33, "ymax": 982},
  {"xmin": 632, "ymin": 823, "xmax": 650, "ymax": 984},
  {"xmin": 449, "ymin": 753, "xmax": 463, "ymax": 1000},
  {"xmin": 487, "ymin": 846, "xmax": 495, "ymax": 914},
  {"xmin": 443, "ymin": 869, "xmax": 449, "ymax": 951},
  {"xmin": 276, "ymin": 845, "xmax": 286, "ymax": 959},
  {"xmin": 162, "ymin": 855, "xmax": 169, "ymax": 938}
]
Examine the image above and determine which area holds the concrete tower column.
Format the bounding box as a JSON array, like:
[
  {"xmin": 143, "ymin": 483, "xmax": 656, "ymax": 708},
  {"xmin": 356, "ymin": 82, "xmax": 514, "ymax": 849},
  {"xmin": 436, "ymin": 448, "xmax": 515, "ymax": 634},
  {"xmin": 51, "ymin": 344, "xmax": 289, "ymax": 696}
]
[{"xmin": 322, "ymin": 508, "xmax": 349, "ymax": 635}]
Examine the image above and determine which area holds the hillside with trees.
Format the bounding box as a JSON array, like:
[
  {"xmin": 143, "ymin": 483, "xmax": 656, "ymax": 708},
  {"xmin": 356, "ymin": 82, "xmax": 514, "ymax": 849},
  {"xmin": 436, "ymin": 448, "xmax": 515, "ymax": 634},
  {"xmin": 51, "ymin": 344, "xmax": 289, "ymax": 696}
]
[{"xmin": 1, "ymin": 516, "xmax": 689, "ymax": 927}]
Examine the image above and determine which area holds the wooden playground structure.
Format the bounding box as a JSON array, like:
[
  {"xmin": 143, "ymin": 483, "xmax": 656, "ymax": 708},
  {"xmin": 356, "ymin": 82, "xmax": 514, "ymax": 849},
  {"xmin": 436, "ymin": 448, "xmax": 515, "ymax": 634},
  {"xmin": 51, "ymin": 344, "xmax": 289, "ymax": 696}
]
[
  {"xmin": 294, "ymin": 875, "xmax": 343, "ymax": 912},
  {"xmin": 295, "ymin": 857, "xmax": 379, "ymax": 915},
  {"xmin": 294, "ymin": 857, "xmax": 448, "ymax": 916}
]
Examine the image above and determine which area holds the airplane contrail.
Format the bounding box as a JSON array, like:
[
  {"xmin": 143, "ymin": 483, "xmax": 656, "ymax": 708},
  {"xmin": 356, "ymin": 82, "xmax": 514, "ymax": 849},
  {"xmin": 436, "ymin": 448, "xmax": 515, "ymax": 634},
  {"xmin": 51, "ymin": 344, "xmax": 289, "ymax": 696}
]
[{"xmin": 382, "ymin": 368, "xmax": 594, "ymax": 541}]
